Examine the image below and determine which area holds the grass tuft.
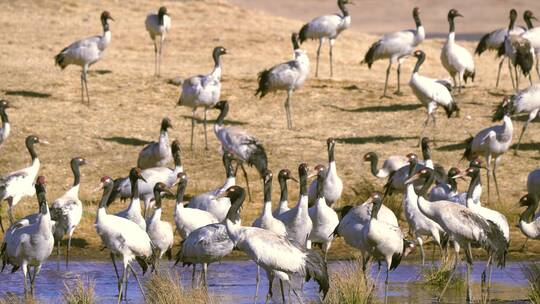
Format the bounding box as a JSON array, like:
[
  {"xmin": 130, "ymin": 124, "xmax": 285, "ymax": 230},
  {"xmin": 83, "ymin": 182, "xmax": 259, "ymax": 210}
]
[
  {"xmin": 323, "ymin": 258, "xmax": 376, "ymax": 304},
  {"xmin": 62, "ymin": 276, "xmax": 96, "ymax": 304},
  {"xmin": 522, "ymin": 262, "xmax": 540, "ymax": 303},
  {"xmin": 0, "ymin": 293, "xmax": 40, "ymax": 304},
  {"xmin": 144, "ymin": 271, "xmax": 212, "ymax": 304},
  {"xmin": 422, "ymin": 255, "xmax": 464, "ymax": 290}
]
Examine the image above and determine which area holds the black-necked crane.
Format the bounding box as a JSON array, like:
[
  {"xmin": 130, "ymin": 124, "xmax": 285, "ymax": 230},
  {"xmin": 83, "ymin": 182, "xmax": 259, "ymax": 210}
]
[
  {"xmin": 276, "ymin": 163, "xmax": 313, "ymax": 249},
  {"xmin": 251, "ymin": 170, "xmax": 288, "ymax": 302},
  {"xmin": 0, "ymin": 135, "xmax": 47, "ymax": 232},
  {"xmin": 188, "ymin": 152, "xmax": 235, "ymax": 221},
  {"xmin": 108, "ymin": 140, "xmax": 183, "ymax": 217},
  {"xmin": 363, "ymin": 152, "xmax": 408, "ymax": 179},
  {"xmin": 137, "ymin": 117, "xmax": 173, "ymax": 170},
  {"xmin": 224, "ymin": 186, "xmax": 329, "ymax": 302},
  {"xmin": 428, "ymin": 167, "xmax": 466, "ymax": 204},
  {"xmin": 499, "ymin": 9, "xmax": 535, "ymax": 92},
  {"xmin": 499, "ymin": 84, "xmax": 540, "ymax": 154},
  {"xmin": 213, "ymin": 100, "xmax": 268, "ymax": 201},
  {"xmin": 516, "ymin": 168, "xmax": 540, "ymax": 250},
  {"xmin": 0, "ymin": 176, "xmax": 54, "ymax": 296},
  {"xmin": 94, "ymin": 176, "xmax": 154, "ymax": 303},
  {"xmin": 522, "ymin": 10, "xmax": 540, "ymax": 80},
  {"xmin": 54, "ymin": 11, "xmax": 114, "ymax": 104},
  {"xmin": 519, "ymin": 193, "xmax": 540, "ymax": 241},
  {"xmin": 175, "ymin": 183, "xmax": 244, "ymax": 288},
  {"xmin": 0, "ymin": 100, "xmax": 11, "ymax": 148},
  {"xmin": 441, "ymin": 9, "xmax": 476, "ymax": 93},
  {"xmin": 174, "ymin": 173, "xmax": 219, "ymax": 239},
  {"xmin": 405, "ymin": 168, "xmax": 507, "ymax": 303},
  {"xmin": 361, "ymin": 192, "xmax": 411, "ymax": 303},
  {"xmin": 273, "ymin": 169, "xmax": 298, "ymax": 217},
  {"xmin": 308, "ymin": 165, "xmax": 339, "ymax": 261},
  {"xmin": 255, "ymin": 33, "xmax": 309, "ymax": 129},
  {"xmin": 146, "ymin": 182, "xmax": 174, "ymax": 263},
  {"xmin": 50, "ymin": 157, "xmax": 86, "ymax": 268},
  {"xmin": 410, "ymin": 50, "xmax": 459, "ymax": 143},
  {"xmin": 362, "ymin": 7, "xmax": 424, "ymax": 98},
  {"xmin": 145, "ymin": 6, "xmax": 171, "ymax": 77},
  {"xmin": 402, "ymin": 154, "xmax": 446, "ymax": 265},
  {"xmin": 308, "ymin": 138, "xmax": 343, "ymax": 207},
  {"xmin": 178, "ymin": 46, "xmax": 227, "ymax": 150},
  {"xmin": 463, "ymin": 98, "xmax": 513, "ymax": 202},
  {"xmin": 298, "ymin": 0, "xmax": 352, "ymax": 78},
  {"xmin": 114, "ymin": 168, "xmax": 148, "ymax": 230},
  {"xmin": 475, "ymin": 9, "xmax": 525, "ymax": 88}
]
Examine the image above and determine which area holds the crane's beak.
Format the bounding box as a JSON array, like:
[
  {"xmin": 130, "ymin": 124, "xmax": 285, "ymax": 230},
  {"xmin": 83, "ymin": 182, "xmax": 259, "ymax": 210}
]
[
  {"xmin": 289, "ymin": 176, "xmax": 299, "ymax": 183},
  {"xmin": 139, "ymin": 176, "xmax": 148, "ymax": 183},
  {"xmin": 404, "ymin": 172, "xmax": 421, "ymax": 185},
  {"xmin": 93, "ymin": 182, "xmax": 104, "ymax": 193},
  {"xmin": 40, "ymin": 140, "xmax": 50, "ymax": 145},
  {"xmin": 451, "ymin": 172, "xmax": 467, "ymax": 181},
  {"xmin": 456, "ymin": 13, "xmax": 463, "ymax": 18},
  {"xmin": 161, "ymin": 188, "xmax": 174, "ymax": 197}
]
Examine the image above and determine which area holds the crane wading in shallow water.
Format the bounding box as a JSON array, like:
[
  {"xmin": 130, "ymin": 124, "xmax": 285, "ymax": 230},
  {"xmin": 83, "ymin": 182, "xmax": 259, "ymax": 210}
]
[{"xmin": 55, "ymin": 11, "xmax": 114, "ymax": 104}]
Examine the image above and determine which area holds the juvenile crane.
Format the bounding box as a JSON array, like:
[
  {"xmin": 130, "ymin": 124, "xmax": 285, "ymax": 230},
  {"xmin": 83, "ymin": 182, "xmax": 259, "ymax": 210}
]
[
  {"xmin": 54, "ymin": 11, "xmax": 114, "ymax": 104},
  {"xmin": 224, "ymin": 186, "xmax": 329, "ymax": 303},
  {"xmin": 50, "ymin": 157, "xmax": 86, "ymax": 267},
  {"xmin": 463, "ymin": 98, "xmax": 513, "ymax": 202},
  {"xmin": 363, "ymin": 152, "xmax": 408, "ymax": 179},
  {"xmin": 522, "ymin": 10, "xmax": 540, "ymax": 79},
  {"xmin": 214, "ymin": 100, "xmax": 268, "ymax": 201},
  {"xmin": 0, "ymin": 135, "xmax": 47, "ymax": 232},
  {"xmin": 145, "ymin": 6, "xmax": 171, "ymax": 76},
  {"xmin": 298, "ymin": 0, "xmax": 352, "ymax": 77},
  {"xmin": 308, "ymin": 138, "xmax": 343, "ymax": 207},
  {"xmin": 441, "ymin": 9, "xmax": 476, "ymax": 93},
  {"xmin": 255, "ymin": 33, "xmax": 309, "ymax": 129},
  {"xmin": 94, "ymin": 176, "xmax": 154, "ymax": 303},
  {"xmin": 0, "ymin": 177, "xmax": 54, "ymax": 296},
  {"xmin": 362, "ymin": 7, "xmax": 424, "ymax": 98},
  {"xmin": 146, "ymin": 182, "xmax": 174, "ymax": 262},
  {"xmin": 410, "ymin": 50, "xmax": 459, "ymax": 142},
  {"xmin": 178, "ymin": 46, "xmax": 227, "ymax": 150},
  {"xmin": 137, "ymin": 117, "xmax": 173, "ymax": 170},
  {"xmin": 0, "ymin": 100, "xmax": 11, "ymax": 148}
]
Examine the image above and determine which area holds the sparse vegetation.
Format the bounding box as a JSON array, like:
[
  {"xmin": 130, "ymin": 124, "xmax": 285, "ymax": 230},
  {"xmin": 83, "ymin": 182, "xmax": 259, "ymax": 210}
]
[
  {"xmin": 0, "ymin": 293, "xmax": 40, "ymax": 304},
  {"xmin": 61, "ymin": 276, "xmax": 96, "ymax": 304},
  {"xmin": 422, "ymin": 254, "xmax": 464, "ymax": 290},
  {"xmin": 144, "ymin": 271, "xmax": 212, "ymax": 304},
  {"xmin": 522, "ymin": 262, "xmax": 540, "ymax": 303},
  {"xmin": 324, "ymin": 259, "xmax": 375, "ymax": 304}
]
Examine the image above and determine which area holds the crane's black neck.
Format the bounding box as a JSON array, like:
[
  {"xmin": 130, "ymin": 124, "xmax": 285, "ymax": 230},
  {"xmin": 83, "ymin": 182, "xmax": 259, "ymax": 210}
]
[
  {"xmin": 216, "ymin": 103, "xmax": 229, "ymax": 126},
  {"xmin": 224, "ymin": 156, "xmax": 235, "ymax": 178},
  {"xmin": 413, "ymin": 9, "xmax": 422, "ymax": 27},
  {"xmin": 279, "ymin": 175, "xmax": 289, "ymax": 202},
  {"xmin": 176, "ymin": 181, "xmax": 187, "ymax": 203},
  {"xmin": 153, "ymin": 188, "xmax": 163, "ymax": 209},
  {"xmin": 173, "ymin": 145, "xmax": 182, "ymax": 168},
  {"xmin": 102, "ymin": 19, "xmax": 110, "ymax": 33},
  {"xmin": 520, "ymin": 195, "xmax": 539, "ymax": 223},
  {"xmin": 299, "ymin": 168, "xmax": 308, "ymax": 196},
  {"xmin": 368, "ymin": 154, "xmax": 380, "ymax": 176},
  {"xmin": 508, "ymin": 12, "xmax": 517, "ymax": 31},
  {"xmin": 71, "ymin": 159, "xmax": 81, "ymax": 187},
  {"xmin": 213, "ymin": 51, "xmax": 222, "ymax": 69},
  {"xmin": 338, "ymin": 0, "xmax": 349, "ymax": 17},
  {"xmin": 418, "ymin": 170, "xmax": 435, "ymax": 197},
  {"xmin": 316, "ymin": 172, "xmax": 325, "ymax": 199},
  {"xmin": 0, "ymin": 108, "xmax": 8, "ymax": 124},
  {"xmin": 525, "ymin": 15, "xmax": 535, "ymax": 30},
  {"xmin": 421, "ymin": 141, "xmax": 431, "ymax": 162},
  {"xmin": 263, "ymin": 175, "xmax": 272, "ymax": 203},
  {"xmin": 448, "ymin": 174, "xmax": 458, "ymax": 192},
  {"xmin": 99, "ymin": 183, "xmax": 114, "ymax": 209},
  {"xmin": 465, "ymin": 170, "xmax": 481, "ymax": 200},
  {"xmin": 130, "ymin": 174, "xmax": 140, "ymax": 200},
  {"xmin": 26, "ymin": 137, "xmax": 38, "ymax": 162},
  {"xmin": 36, "ymin": 183, "xmax": 47, "ymax": 214},
  {"xmin": 407, "ymin": 158, "xmax": 417, "ymax": 179},
  {"xmin": 327, "ymin": 141, "xmax": 335, "ymax": 163},
  {"xmin": 371, "ymin": 197, "xmax": 382, "ymax": 219},
  {"xmin": 413, "ymin": 53, "xmax": 425, "ymax": 73},
  {"xmin": 448, "ymin": 16, "xmax": 456, "ymax": 33},
  {"xmin": 225, "ymin": 189, "xmax": 245, "ymax": 223},
  {"xmin": 158, "ymin": 11, "xmax": 165, "ymax": 26}
]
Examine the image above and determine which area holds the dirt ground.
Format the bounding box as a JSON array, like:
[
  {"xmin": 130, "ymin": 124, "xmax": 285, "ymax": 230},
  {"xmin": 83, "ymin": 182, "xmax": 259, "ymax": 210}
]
[{"xmin": 0, "ymin": 0, "xmax": 539, "ymax": 261}]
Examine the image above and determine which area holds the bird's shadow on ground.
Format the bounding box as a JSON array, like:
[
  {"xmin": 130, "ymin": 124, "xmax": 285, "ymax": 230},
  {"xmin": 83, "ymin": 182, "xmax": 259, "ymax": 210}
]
[
  {"xmin": 180, "ymin": 115, "xmax": 248, "ymax": 126},
  {"xmin": 511, "ymin": 143, "xmax": 540, "ymax": 151},
  {"xmin": 335, "ymin": 135, "xmax": 416, "ymax": 145},
  {"xmin": 436, "ymin": 141, "xmax": 467, "ymax": 152},
  {"xmin": 88, "ymin": 69, "xmax": 112, "ymax": 75},
  {"xmin": 101, "ymin": 137, "xmax": 152, "ymax": 146},
  {"xmin": 4, "ymin": 90, "xmax": 51, "ymax": 98},
  {"xmin": 325, "ymin": 104, "xmax": 421, "ymax": 113}
]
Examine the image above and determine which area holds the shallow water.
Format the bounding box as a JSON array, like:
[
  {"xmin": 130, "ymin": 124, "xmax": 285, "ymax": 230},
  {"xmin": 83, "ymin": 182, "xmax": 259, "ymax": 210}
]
[{"xmin": 0, "ymin": 259, "xmax": 531, "ymax": 303}]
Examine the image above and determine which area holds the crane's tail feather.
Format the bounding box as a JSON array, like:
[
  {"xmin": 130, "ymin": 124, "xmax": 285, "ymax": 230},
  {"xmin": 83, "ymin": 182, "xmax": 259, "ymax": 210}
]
[
  {"xmin": 461, "ymin": 136, "xmax": 474, "ymax": 161},
  {"xmin": 304, "ymin": 249, "xmax": 329, "ymax": 299},
  {"xmin": 475, "ymin": 32, "xmax": 492, "ymax": 56},
  {"xmin": 496, "ymin": 43, "xmax": 506, "ymax": 58},
  {"xmin": 174, "ymin": 240, "xmax": 185, "ymax": 266},
  {"xmin": 255, "ymin": 69, "xmax": 272, "ymax": 98},
  {"xmin": 464, "ymin": 70, "xmax": 475, "ymax": 83},
  {"xmin": 361, "ymin": 40, "xmax": 381, "ymax": 69},
  {"xmin": 245, "ymin": 141, "xmax": 268, "ymax": 178},
  {"xmin": 135, "ymin": 256, "xmax": 149, "ymax": 275},
  {"xmin": 54, "ymin": 47, "xmax": 69, "ymax": 69},
  {"xmin": 298, "ymin": 23, "xmax": 309, "ymax": 44},
  {"xmin": 515, "ymin": 44, "xmax": 535, "ymax": 76}
]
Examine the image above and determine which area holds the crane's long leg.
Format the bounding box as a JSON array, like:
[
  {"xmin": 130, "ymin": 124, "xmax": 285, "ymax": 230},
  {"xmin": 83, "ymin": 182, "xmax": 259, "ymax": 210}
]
[
  {"xmin": 66, "ymin": 228, "xmax": 74, "ymax": 268},
  {"xmin": 384, "ymin": 268, "xmax": 389, "ymax": 304},
  {"xmin": 395, "ymin": 62, "xmax": 402, "ymax": 95},
  {"xmin": 485, "ymin": 153, "xmax": 492, "ymax": 204},
  {"xmin": 284, "ymin": 90, "xmax": 293, "ymax": 129},
  {"xmin": 110, "ymin": 253, "xmax": 121, "ymax": 295},
  {"xmin": 509, "ymin": 60, "xmax": 516, "ymax": 90},
  {"xmin": 329, "ymin": 39, "xmax": 335, "ymax": 78},
  {"xmin": 514, "ymin": 112, "xmax": 536, "ymax": 155},
  {"xmin": 481, "ymin": 254, "xmax": 493, "ymax": 301},
  {"xmin": 279, "ymin": 279, "xmax": 286, "ymax": 304},
  {"xmin": 7, "ymin": 198, "xmax": 14, "ymax": 225},
  {"xmin": 129, "ymin": 264, "xmax": 146, "ymax": 302},
  {"xmin": 492, "ymin": 157, "xmax": 501, "ymax": 201},
  {"xmin": 80, "ymin": 72, "xmax": 85, "ymax": 104},
  {"xmin": 190, "ymin": 108, "xmax": 196, "ymax": 150},
  {"xmin": 254, "ymin": 265, "xmax": 260, "ymax": 303},
  {"xmin": 83, "ymin": 65, "xmax": 90, "ymax": 105},
  {"xmin": 240, "ymin": 163, "xmax": 252, "ymax": 202},
  {"xmin": 191, "ymin": 264, "xmax": 197, "ymax": 288},
  {"xmin": 153, "ymin": 40, "xmax": 158, "ymax": 76},
  {"xmin": 521, "ymin": 238, "xmax": 530, "ymax": 252},
  {"xmin": 56, "ymin": 239, "xmax": 61, "ymax": 268},
  {"xmin": 23, "ymin": 263, "xmax": 29, "ymax": 297},
  {"xmin": 417, "ymin": 237, "xmax": 425, "ymax": 266},
  {"xmin": 158, "ymin": 36, "xmax": 165, "ymax": 77},
  {"xmin": 438, "ymin": 250, "xmax": 458, "ymax": 301},
  {"xmin": 458, "ymin": 73, "xmax": 463, "ymax": 94},
  {"xmin": 495, "ymin": 58, "xmax": 504, "ymax": 89},
  {"xmin": 315, "ymin": 38, "xmax": 323, "ymax": 78},
  {"xmin": 515, "ymin": 65, "xmax": 520, "ymax": 92},
  {"xmin": 465, "ymin": 244, "xmax": 473, "ymax": 303},
  {"xmin": 265, "ymin": 272, "xmax": 274, "ymax": 304},
  {"xmin": 203, "ymin": 108, "xmax": 209, "ymax": 151},
  {"xmin": 362, "ymin": 254, "xmax": 370, "ymax": 287},
  {"xmin": 117, "ymin": 263, "xmax": 128, "ymax": 304},
  {"xmin": 202, "ymin": 263, "xmax": 208, "ymax": 288},
  {"xmin": 0, "ymin": 203, "xmax": 3, "ymax": 233},
  {"xmin": 536, "ymin": 59, "xmax": 540, "ymax": 81},
  {"xmin": 291, "ymin": 286, "xmax": 304, "ymax": 304},
  {"xmin": 381, "ymin": 61, "xmax": 392, "ymax": 99}
]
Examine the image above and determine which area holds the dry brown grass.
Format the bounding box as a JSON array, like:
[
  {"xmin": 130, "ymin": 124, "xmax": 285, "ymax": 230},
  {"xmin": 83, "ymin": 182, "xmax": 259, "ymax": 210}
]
[
  {"xmin": 0, "ymin": 0, "xmax": 539, "ymax": 260},
  {"xmin": 324, "ymin": 258, "xmax": 375, "ymax": 304},
  {"xmin": 144, "ymin": 271, "xmax": 212, "ymax": 304},
  {"xmin": 61, "ymin": 276, "xmax": 96, "ymax": 304},
  {"xmin": 0, "ymin": 293, "xmax": 40, "ymax": 304}
]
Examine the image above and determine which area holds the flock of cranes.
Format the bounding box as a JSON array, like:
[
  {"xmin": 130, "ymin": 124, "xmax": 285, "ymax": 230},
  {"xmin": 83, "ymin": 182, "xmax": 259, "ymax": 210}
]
[{"xmin": 2, "ymin": 1, "xmax": 540, "ymax": 304}]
